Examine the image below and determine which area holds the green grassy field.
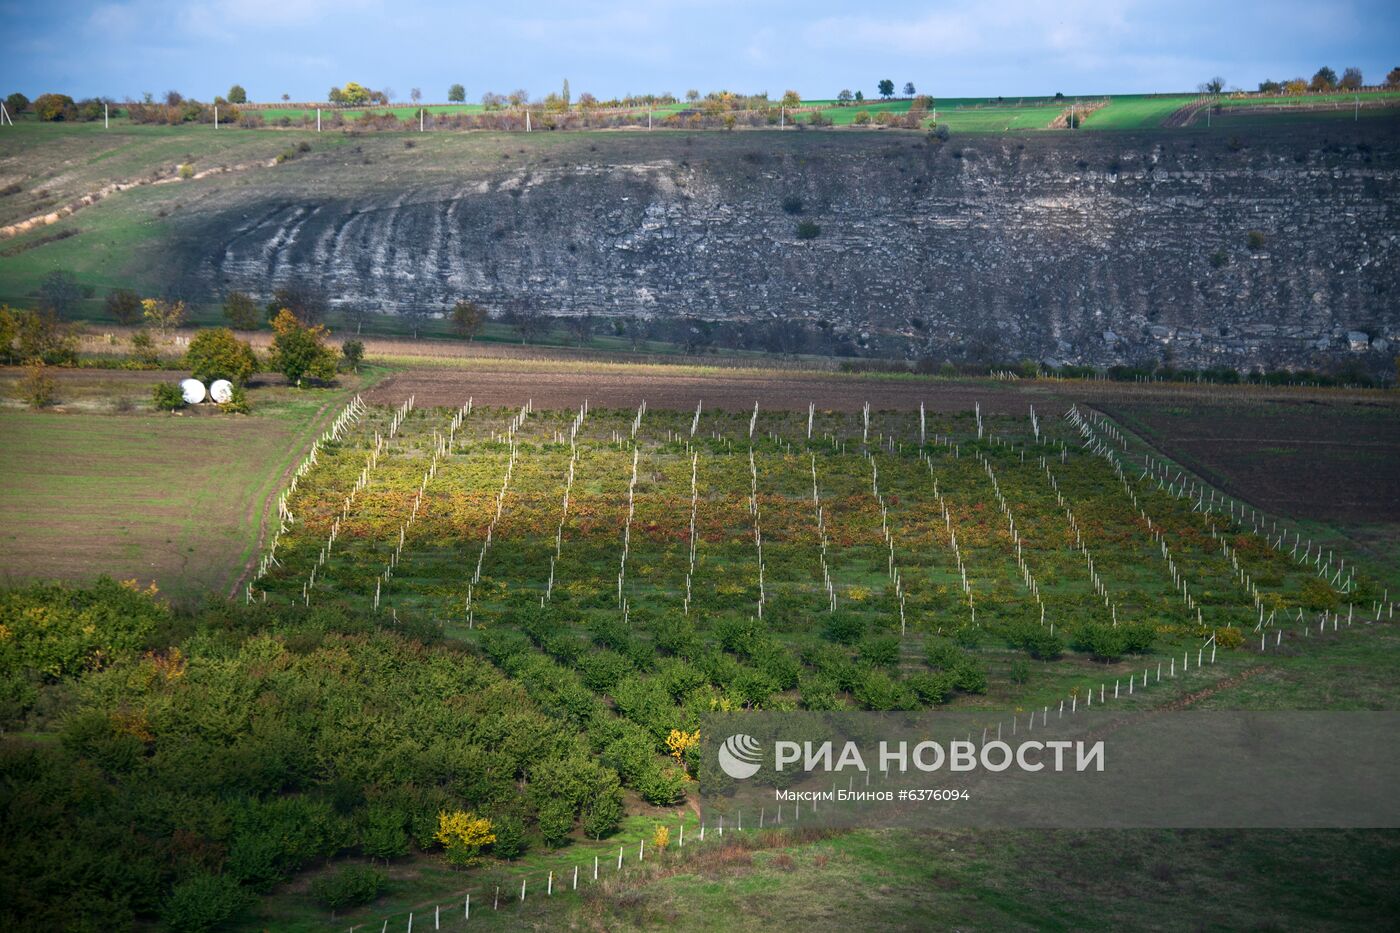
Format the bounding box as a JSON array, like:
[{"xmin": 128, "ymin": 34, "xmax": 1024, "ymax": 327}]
[
  {"xmin": 810, "ymin": 96, "xmax": 1072, "ymax": 130},
  {"xmin": 538, "ymin": 824, "xmax": 1400, "ymax": 931},
  {"xmin": 1082, "ymin": 94, "xmax": 1198, "ymax": 129},
  {"xmin": 0, "ymin": 370, "xmax": 372, "ymax": 603},
  {"xmin": 1213, "ymin": 90, "xmax": 1400, "ymax": 110},
  {"xmin": 0, "ymin": 121, "xmax": 333, "ymax": 227}
]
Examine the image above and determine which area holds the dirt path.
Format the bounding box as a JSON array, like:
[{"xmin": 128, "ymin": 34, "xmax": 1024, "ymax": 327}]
[
  {"xmin": 0, "ymin": 157, "xmax": 276, "ymax": 239},
  {"xmin": 1163, "ymin": 666, "xmax": 1269, "ymax": 710}
]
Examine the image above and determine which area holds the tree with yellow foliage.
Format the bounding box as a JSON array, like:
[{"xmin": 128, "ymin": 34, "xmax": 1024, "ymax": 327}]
[
  {"xmin": 141, "ymin": 298, "xmax": 186, "ymax": 336},
  {"xmin": 269, "ymin": 309, "xmax": 338, "ymax": 387},
  {"xmin": 652, "ymin": 824, "xmax": 670, "ymax": 851},
  {"xmin": 666, "ymin": 728, "xmax": 700, "ymax": 777},
  {"xmin": 434, "ymin": 810, "xmax": 496, "ymax": 867}
]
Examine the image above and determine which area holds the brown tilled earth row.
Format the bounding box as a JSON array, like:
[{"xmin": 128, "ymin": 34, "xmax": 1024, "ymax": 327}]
[
  {"xmin": 360, "ymin": 366, "xmax": 1397, "ymax": 414},
  {"xmin": 1100, "ymin": 400, "xmax": 1400, "ymax": 526},
  {"xmin": 360, "ymin": 368, "xmax": 1077, "ymax": 414}
]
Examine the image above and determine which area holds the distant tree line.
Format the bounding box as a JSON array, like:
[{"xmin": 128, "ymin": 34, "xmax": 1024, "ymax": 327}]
[{"xmin": 1253, "ymin": 65, "xmax": 1372, "ymax": 95}]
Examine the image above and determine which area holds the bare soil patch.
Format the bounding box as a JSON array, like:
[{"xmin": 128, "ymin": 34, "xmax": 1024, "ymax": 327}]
[
  {"xmin": 362, "ymin": 367, "xmax": 1075, "ymax": 414},
  {"xmin": 1101, "ymin": 398, "xmax": 1400, "ymax": 526}
]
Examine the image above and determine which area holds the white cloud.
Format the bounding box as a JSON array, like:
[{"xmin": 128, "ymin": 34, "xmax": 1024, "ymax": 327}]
[
  {"xmin": 85, "ymin": 3, "xmax": 142, "ymax": 36},
  {"xmin": 802, "ymin": 0, "xmax": 1140, "ymax": 58}
]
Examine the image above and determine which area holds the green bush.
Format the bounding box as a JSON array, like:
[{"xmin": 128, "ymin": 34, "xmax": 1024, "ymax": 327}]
[
  {"xmin": 852, "ymin": 669, "xmax": 916, "ymax": 710},
  {"xmin": 309, "ymin": 864, "xmax": 384, "ymax": 911},
  {"xmin": 341, "ymin": 339, "xmax": 365, "ymax": 372},
  {"xmin": 795, "ymin": 220, "xmax": 821, "ymax": 240},
  {"xmin": 20, "ymin": 362, "xmax": 56, "ymax": 409},
  {"xmin": 358, "ymin": 805, "xmax": 410, "ymax": 860},
  {"xmin": 1299, "ymin": 577, "xmax": 1340, "ymax": 611},
  {"xmin": 186, "ymin": 328, "xmax": 257, "ymax": 385},
  {"xmin": 269, "ymin": 310, "xmax": 337, "ymax": 386},
  {"xmin": 952, "ymin": 661, "xmax": 987, "ymax": 694},
  {"xmin": 859, "ymin": 635, "xmax": 901, "ymax": 668},
  {"xmin": 1071, "ymin": 624, "xmax": 1127, "ymax": 662},
  {"xmin": 924, "ymin": 641, "xmax": 987, "ymax": 694},
  {"xmin": 218, "ymin": 385, "xmax": 251, "ymax": 414},
  {"xmin": 1120, "ymin": 622, "xmax": 1156, "ymax": 654},
  {"xmin": 488, "ymin": 812, "xmax": 527, "ymax": 859},
  {"xmin": 651, "ymin": 614, "xmax": 698, "ymax": 656},
  {"xmin": 1006, "ymin": 623, "xmax": 1064, "ymax": 660},
  {"xmin": 0, "ymin": 577, "xmax": 166, "ymax": 684},
  {"xmin": 577, "ymin": 650, "xmax": 631, "ymax": 692},
  {"xmin": 824, "ymin": 611, "xmax": 866, "ymax": 645},
  {"xmin": 130, "ymin": 329, "xmax": 160, "ymax": 366},
  {"xmin": 953, "ymin": 625, "xmax": 984, "ymax": 648},
  {"xmin": 222, "ymin": 290, "xmax": 262, "ymax": 330},
  {"xmin": 905, "ymin": 671, "xmax": 956, "ymax": 705},
  {"xmin": 924, "ymin": 641, "xmax": 964, "ymax": 670},
  {"xmin": 803, "ymin": 642, "xmax": 861, "ymax": 692},
  {"xmin": 636, "ymin": 763, "xmax": 687, "ymax": 805},
  {"xmin": 152, "ymin": 382, "xmax": 185, "ymax": 411},
  {"xmin": 749, "ymin": 640, "xmax": 801, "ymax": 689},
  {"xmin": 161, "ymin": 873, "xmax": 249, "ymax": 933},
  {"xmin": 726, "ymin": 667, "xmax": 778, "ymax": 708},
  {"xmin": 536, "ymin": 796, "xmax": 575, "ymax": 848},
  {"xmin": 33, "ymin": 93, "xmax": 76, "ymax": 122},
  {"xmin": 799, "ymin": 673, "xmax": 841, "ymax": 710},
  {"xmin": 1072, "ymin": 623, "xmax": 1155, "ymax": 662},
  {"xmin": 580, "ymin": 771, "xmax": 624, "ymax": 839}
]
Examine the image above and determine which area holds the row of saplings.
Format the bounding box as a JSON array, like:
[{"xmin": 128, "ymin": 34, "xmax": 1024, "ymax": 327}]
[
  {"xmin": 476, "ymin": 601, "xmax": 1160, "ymax": 725},
  {"xmin": 152, "ymin": 312, "xmax": 363, "ymax": 412}
]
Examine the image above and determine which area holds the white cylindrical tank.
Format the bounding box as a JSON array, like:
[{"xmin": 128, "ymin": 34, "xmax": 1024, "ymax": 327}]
[
  {"xmin": 179, "ymin": 379, "xmax": 207, "ymax": 404},
  {"xmin": 209, "ymin": 379, "xmax": 234, "ymax": 404}
]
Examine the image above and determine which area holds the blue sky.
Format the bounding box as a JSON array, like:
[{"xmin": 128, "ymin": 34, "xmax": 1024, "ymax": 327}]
[{"xmin": 3, "ymin": 0, "xmax": 1398, "ymax": 102}]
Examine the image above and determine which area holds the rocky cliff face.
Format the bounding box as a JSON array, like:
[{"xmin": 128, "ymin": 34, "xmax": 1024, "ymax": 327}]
[{"xmin": 186, "ymin": 123, "xmax": 1400, "ymax": 371}]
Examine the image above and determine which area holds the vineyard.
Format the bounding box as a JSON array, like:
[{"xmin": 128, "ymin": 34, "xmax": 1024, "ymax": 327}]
[{"xmin": 250, "ymin": 397, "xmax": 1375, "ymax": 802}]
